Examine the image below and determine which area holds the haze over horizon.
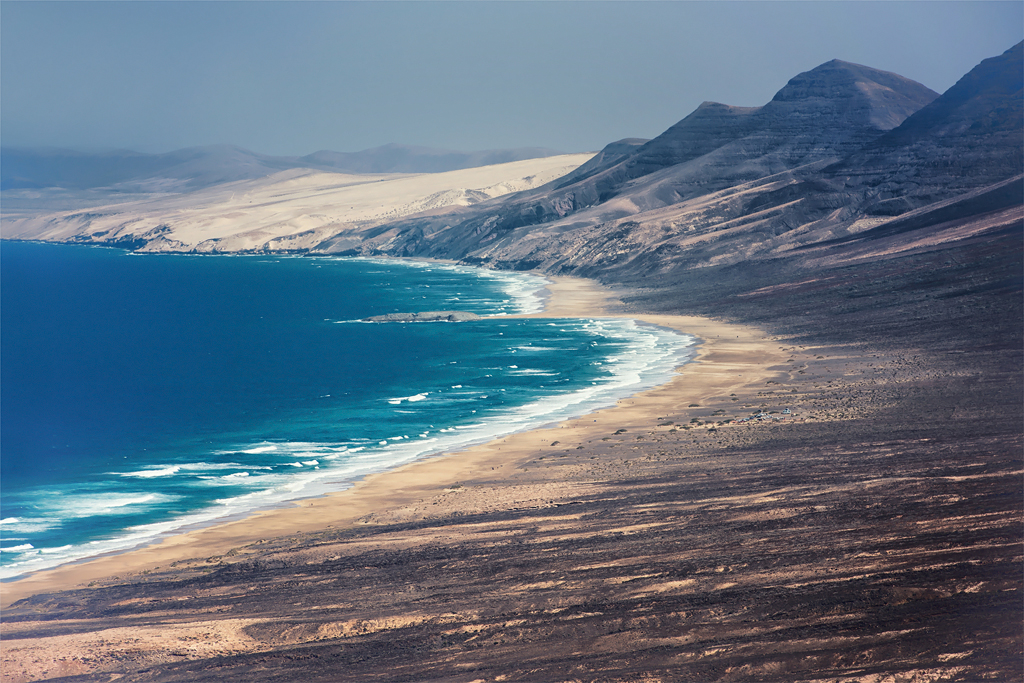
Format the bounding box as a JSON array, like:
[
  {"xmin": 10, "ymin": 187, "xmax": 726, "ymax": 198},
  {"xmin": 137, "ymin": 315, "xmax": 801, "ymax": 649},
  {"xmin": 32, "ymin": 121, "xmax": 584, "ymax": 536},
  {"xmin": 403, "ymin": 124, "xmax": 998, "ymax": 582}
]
[{"xmin": 2, "ymin": 1, "xmax": 1022, "ymax": 157}]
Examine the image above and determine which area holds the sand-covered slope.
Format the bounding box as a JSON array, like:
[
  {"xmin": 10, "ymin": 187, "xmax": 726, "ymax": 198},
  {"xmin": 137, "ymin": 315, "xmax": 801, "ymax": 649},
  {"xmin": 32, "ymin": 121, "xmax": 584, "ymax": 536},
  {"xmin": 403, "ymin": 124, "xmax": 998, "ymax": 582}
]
[
  {"xmin": 298, "ymin": 143, "xmax": 567, "ymax": 175},
  {"xmin": 1, "ymin": 154, "xmax": 593, "ymax": 253}
]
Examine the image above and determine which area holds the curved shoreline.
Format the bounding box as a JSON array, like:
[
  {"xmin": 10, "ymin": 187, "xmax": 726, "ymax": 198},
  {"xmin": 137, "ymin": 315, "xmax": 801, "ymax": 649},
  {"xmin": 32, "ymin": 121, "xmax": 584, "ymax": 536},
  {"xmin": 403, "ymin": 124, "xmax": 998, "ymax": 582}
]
[{"xmin": 0, "ymin": 275, "xmax": 786, "ymax": 608}]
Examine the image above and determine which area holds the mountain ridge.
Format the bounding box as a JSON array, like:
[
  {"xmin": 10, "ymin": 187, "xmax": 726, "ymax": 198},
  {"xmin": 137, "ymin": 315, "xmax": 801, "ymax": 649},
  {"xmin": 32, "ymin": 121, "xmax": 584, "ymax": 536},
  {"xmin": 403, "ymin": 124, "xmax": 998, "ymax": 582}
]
[
  {"xmin": 3, "ymin": 47, "xmax": 1019, "ymax": 289},
  {"xmin": 318, "ymin": 57, "xmax": 943, "ymax": 262}
]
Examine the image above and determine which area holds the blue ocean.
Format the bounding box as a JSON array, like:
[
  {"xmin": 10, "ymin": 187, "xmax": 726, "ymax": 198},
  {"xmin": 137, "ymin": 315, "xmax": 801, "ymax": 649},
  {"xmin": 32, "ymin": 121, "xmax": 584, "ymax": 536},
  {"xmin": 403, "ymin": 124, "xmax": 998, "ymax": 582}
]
[{"xmin": 0, "ymin": 241, "xmax": 695, "ymax": 579}]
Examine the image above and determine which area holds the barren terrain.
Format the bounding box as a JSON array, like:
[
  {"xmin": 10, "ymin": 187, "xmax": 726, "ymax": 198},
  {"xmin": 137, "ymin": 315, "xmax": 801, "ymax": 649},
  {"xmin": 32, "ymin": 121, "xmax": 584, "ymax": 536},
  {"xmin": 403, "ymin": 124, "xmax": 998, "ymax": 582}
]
[
  {"xmin": 1, "ymin": 45, "xmax": 1020, "ymax": 682},
  {"xmin": 2, "ymin": 259, "xmax": 1020, "ymax": 681}
]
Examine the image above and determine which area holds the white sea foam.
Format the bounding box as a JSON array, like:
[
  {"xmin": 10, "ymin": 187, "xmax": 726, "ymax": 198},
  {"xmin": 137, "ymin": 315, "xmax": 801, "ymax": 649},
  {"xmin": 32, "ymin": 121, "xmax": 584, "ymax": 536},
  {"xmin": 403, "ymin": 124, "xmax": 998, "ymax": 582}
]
[
  {"xmin": 223, "ymin": 442, "xmax": 353, "ymax": 458},
  {"xmin": 388, "ymin": 392, "xmax": 429, "ymax": 405},
  {"xmin": 121, "ymin": 466, "xmax": 181, "ymax": 478},
  {"xmin": 0, "ymin": 517, "xmax": 59, "ymax": 534},
  {"xmin": 354, "ymin": 257, "xmax": 548, "ymax": 315},
  {"xmin": 46, "ymin": 493, "xmax": 179, "ymax": 518},
  {"xmin": 239, "ymin": 444, "xmax": 280, "ymax": 454},
  {"xmin": 40, "ymin": 545, "xmax": 73, "ymax": 554},
  {"xmin": 121, "ymin": 462, "xmax": 266, "ymax": 479},
  {"xmin": 195, "ymin": 469, "xmax": 272, "ymax": 485},
  {"xmin": 0, "ymin": 494, "xmax": 179, "ymax": 548}
]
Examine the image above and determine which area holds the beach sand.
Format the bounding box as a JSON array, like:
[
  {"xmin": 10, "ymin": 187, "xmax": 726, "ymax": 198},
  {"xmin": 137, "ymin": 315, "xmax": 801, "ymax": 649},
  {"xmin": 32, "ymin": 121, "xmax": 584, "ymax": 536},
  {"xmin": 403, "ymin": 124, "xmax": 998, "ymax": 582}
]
[
  {"xmin": 2, "ymin": 274, "xmax": 1019, "ymax": 682},
  {"xmin": 0, "ymin": 276, "xmax": 784, "ymax": 609}
]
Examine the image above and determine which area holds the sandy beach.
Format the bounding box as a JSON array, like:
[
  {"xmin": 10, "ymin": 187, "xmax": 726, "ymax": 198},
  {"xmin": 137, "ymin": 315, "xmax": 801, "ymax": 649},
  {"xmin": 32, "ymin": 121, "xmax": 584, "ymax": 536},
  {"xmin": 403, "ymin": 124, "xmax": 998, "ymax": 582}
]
[
  {"xmin": 2, "ymin": 270, "xmax": 1019, "ymax": 682},
  {"xmin": 2, "ymin": 23, "xmax": 1020, "ymax": 681},
  {"xmin": 0, "ymin": 275, "xmax": 784, "ymax": 610}
]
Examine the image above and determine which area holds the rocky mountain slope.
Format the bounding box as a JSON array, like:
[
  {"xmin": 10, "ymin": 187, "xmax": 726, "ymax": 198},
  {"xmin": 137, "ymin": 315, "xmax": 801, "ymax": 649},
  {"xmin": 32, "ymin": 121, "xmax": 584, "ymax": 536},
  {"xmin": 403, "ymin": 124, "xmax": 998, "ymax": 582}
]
[
  {"xmin": 327, "ymin": 59, "xmax": 940, "ymax": 260},
  {"xmin": 834, "ymin": 41, "xmax": 1023, "ymax": 208},
  {"xmin": 3, "ymin": 46, "xmax": 1020, "ymax": 297},
  {"xmin": 332, "ymin": 45, "xmax": 1020, "ymax": 295}
]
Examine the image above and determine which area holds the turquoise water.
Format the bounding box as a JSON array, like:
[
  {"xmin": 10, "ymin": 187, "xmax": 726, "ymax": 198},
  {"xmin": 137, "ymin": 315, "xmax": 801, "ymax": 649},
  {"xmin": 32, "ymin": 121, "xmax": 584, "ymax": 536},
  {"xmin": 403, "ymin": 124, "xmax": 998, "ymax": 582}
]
[{"xmin": 0, "ymin": 242, "xmax": 695, "ymax": 579}]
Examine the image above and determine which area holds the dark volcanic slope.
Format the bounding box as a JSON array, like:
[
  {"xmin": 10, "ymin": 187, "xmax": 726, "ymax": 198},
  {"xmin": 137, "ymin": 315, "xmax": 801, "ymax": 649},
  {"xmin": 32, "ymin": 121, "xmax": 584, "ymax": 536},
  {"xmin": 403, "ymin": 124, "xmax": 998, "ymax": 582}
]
[
  {"xmin": 835, "ymin": 41, "xmax": 1024, "ymax": 210},
  {"xmin": 872, "ymin": 42, "xmax": 1022, "ymax": 153},
  {"xmin": 553, "ymin": 136, "xmax": 650, "ymax": 187},
  {"xmin": 330, "ymin": 46, "xmax": 1020, "ymax": 296}
]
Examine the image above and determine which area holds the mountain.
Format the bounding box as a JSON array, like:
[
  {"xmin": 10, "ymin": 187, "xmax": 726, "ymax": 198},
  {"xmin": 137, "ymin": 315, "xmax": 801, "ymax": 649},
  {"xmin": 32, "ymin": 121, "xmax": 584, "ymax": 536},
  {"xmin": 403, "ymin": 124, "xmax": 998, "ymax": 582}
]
[
  {"xmin": 833, "ymin": 41, "xmax": 1023, "ymax": 213},
  {"xmin": 319, "ymin": 58, "xmax": 940, "ymax": 262},
  {"xmin": 0, "ymin": 143, "xmax": 568, "ymax": 194},
  {"xmin": 0, "ymin": 154, "xmax": 595, "ymax": 253},
  {"xmin": 4, "ymin": 47, "xmax": 1019, "ymax": 286}
]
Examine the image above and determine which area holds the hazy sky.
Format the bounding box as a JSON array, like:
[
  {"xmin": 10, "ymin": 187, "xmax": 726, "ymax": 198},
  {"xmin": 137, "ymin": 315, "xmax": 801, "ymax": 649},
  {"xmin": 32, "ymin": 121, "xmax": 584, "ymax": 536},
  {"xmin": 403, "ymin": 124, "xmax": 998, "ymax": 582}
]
[{"xmin": 2, "ymin": 1, "xmax": 1021, "ymax": 156}]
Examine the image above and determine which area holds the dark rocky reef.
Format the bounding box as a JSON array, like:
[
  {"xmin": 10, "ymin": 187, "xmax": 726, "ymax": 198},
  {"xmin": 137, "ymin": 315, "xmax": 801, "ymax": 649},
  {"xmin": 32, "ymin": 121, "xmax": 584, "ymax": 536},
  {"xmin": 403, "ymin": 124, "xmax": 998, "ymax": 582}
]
[{"xmin": 363, "ymin": 310, "xmax": 481, "ymax": 323}]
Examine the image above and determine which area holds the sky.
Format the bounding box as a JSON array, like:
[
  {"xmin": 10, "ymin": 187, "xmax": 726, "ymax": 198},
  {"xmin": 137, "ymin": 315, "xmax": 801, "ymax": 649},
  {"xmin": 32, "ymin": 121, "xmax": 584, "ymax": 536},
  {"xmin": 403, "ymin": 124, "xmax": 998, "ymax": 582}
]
[{"xmin": 2, "ymin": 1, "xmax": 1021, "ymax": 157}]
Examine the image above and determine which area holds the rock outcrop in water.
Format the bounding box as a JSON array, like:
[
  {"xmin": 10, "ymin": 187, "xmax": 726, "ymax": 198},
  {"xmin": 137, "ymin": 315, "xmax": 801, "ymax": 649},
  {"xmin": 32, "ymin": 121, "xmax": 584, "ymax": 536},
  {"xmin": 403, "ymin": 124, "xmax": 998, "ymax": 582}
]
[{"xmin": 363, "ymin": 311, "xmax": 481, "ymax": 323}]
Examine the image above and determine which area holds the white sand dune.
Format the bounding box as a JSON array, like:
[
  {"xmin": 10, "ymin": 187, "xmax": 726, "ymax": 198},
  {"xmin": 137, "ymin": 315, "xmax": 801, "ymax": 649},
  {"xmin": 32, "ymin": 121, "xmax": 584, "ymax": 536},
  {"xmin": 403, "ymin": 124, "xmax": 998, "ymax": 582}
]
[{"xmin": 2, "ymin": 154, "xmax": 593, "ymax": 253}]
